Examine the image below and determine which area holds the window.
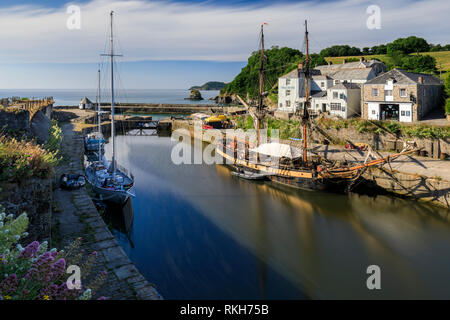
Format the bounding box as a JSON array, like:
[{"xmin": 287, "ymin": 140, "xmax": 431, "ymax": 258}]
[
  {"xmin": 286, "ymin": 90, "xmax": 291, "ymax": 96},
  {"xmin": 423, "ymin": 89, "xmax": 426, "ymax": 96},
  {"xmin": 339, "ymin": 93, "xmax": 345, "ymax": 99},
  {"xmin": 400, "ymin": 88, "xmax": 407, "ymax": 97},
  {"xmin": 341, "ymin": 106, "xmax": 346, "ymax": 112},
  {"xmin": 372, "ymin": 110, "xmax": 376, "ymax": 115},
  {"xmin": 333, "ymin": 91, "xmax": 338, "ymax": 99},
  {"xmin": 372, "ymin": 88, "xmax": 378, "ymax": 97},
  {"xmin": 401, "ymin": 111, "xmax": 405, "ymax": 116},
  {"xmin": 321, "ymin": 82, "xmax": 325, "ymax": 88},
  {"xmin": 406, "ymin": 111, "xmax": 410, "ymax": 116},
  {"xmin": 279, "ymin": 103, "xmax": 283, "ymax": 108},
  {"xmin": 286, "ymin": 100, "xmax": 291, "ymax": 107},
  {"xmin": 330, "ymin": 103, "xmax": 341, "ymax": 111},
  {"xmin": 385, "ymin": 90, "xmax": 393, "ymax": 96},
  {"xmin": 286, "ymin": 79, "xmax": 291, "ymax": 85},
  {"xmin": 334, "ymin": 80, "xmax": 339, "ymax": 85}
]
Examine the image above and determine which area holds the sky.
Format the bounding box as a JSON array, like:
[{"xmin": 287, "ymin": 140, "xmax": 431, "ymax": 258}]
[{"xmin": 0, "ymin": 0, "xmax": 448, "ymax": 89}]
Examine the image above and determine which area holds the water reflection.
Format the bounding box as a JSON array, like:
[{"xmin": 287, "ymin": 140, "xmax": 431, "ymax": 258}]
[{"xmin": 103, "ymin": 131, "xmax": 450, "ymax": 299}]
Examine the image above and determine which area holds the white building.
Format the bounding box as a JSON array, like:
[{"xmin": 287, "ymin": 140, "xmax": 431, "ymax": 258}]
[
  {"xmin": 311, "ymin": 83, "xmax": 362, "ymax": 119},
  {"xmin": 277, "ymin": 58, "xmax": 387, "ymax": 116},
  {"xmin": 79, "ymin": 97, "xmax": 94, "ymax": 110}
]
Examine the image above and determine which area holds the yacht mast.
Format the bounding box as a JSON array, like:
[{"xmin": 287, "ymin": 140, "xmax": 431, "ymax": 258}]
[
  {"xmin": 97, "ymin": 69, "xmax": 102, "ymax": 158},
  {"xmin": 302, "ymin": 20, "xmax": 310, "ymax": 164},
  {"xmin": 257, "ymin": 23, "xmax": 265, "ymax": 147}
]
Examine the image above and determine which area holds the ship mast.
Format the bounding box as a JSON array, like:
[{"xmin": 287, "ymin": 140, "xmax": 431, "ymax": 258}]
[
  {"xmin": 302, "ymin": 20, "xmax": 310, "ymax": 164},
  {"xmin": 257, "ymin": 23, "xmax": 266, "ymax": 147},
  {"xmin": 101, "ymin": 11, "xmax": 122, "ymax": 181},
  {"xmin": 97, "ymin": 69, "xmax": 102, "ymax": 159}
]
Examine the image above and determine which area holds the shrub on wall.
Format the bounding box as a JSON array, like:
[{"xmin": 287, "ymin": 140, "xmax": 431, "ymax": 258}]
[{"xmin": 0, "ymin": 135, "xmax": 59, "ymax": 183}]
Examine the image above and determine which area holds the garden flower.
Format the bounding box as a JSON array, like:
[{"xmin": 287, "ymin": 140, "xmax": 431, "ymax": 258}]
[{"xmin": 19, "ymin": 241, "xmax": 40, "ymax": 259}]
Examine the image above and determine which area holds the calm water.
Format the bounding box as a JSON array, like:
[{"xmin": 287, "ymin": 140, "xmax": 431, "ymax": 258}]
[
  {"xmin": 103, "ymin": 130, "xmax": 450, "ymax": 300},
  {"xmin": 0, "ymin": 89, "xmax": 219, "ymax": 106}
]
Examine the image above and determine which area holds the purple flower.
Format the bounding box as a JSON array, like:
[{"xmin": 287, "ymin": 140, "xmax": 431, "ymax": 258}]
[
  {"xmin": 0, "ymin": 274, "xmax": 18, "ymax": 296},
  {"xmin": 97, "ymin": 296, "xmax": 107, "ymax": 300},
  {"xmin": 19, "ymin": 241, "xmax": 40, "ymax": 259},
  {"xmin": 51, "ymin": 258, "xmax": 66, "ymax": 279}
]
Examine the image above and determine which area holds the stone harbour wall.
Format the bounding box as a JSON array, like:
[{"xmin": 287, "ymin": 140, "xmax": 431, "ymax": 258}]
[{"xmin": 0, "ymin": 178, "xmax": 52, "ymax": 244}]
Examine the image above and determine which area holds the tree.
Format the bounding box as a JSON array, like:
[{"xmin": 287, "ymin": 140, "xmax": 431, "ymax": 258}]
[
  {"xmin": 362, "ymin": 47, "xmax": 370, "ymax": 55},
  {"xmin": 400, "ymin": 54, "xmax": 436, "ymax": 73},
  {"xmin": 370, "ymin": 44, "xmax": 387, "ymax": 54},
  {"xmin": 387, "ymin": 36, "xmax": 430, "ymax": 55},
  {"xmin": 319, "ymin": 45, "xmax": 362, "ymax": 57},
  {"xmin": 221, "ymin": 46, "xmax": 303, "ymax": 98}
]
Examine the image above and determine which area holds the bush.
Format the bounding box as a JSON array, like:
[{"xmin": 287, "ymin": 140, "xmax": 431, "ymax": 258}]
[
  {"xmin": 0, "ymin": 210, "xmax": 107, "ymax": 300},
  {"xmin": 47, "ymin": 120, "xmax": 62, "ymax": 157},
  {"xmin": 445, "ymin": 98, "xmax": 450, "ymax": 115},
  {"xmin": 0, "ymin": 135, "xmax": 58, "ymax": 183}
]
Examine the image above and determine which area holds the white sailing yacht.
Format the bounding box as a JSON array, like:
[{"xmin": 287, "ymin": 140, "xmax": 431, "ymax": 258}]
[
  {"xmin": 85, "ymin": 69, "xmax": 106, "ymax": 158},
  {"xmin": 85, "ymin": 11, "xmax": 135, "ymax": 205}
]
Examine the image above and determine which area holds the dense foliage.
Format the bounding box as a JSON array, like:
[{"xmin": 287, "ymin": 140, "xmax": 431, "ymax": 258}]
[
  {"xmin": 0, "ymin": 136, "xmax": 58, "ymax": 183},
  {"xmin": 446, "ymin": 99, "xmax": 450, "ymax": 115},
  {"xmin": 221, "ymin": 46, "xmax": 303, "ymax": 98},
  {"xmin": 320, "ymin": 45, "xmax": 362, "ymax": 57},
  {"xmin": 0, "ymin": 211, "xmax": 107, "ymax": 300},
  {"xmin": 386, "ymin": 36, "xmax": 431, "ymax": 55},
  {"xmin": 399, "ymin": 54, "xmax": 437, "ymax": 73}
]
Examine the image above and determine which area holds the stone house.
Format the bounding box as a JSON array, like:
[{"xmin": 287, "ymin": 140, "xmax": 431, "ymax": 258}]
[
  {"xmin": 362, "ymin": 69, "xmax": 443, "ymax": 122},
  {"xmin": 277, "ymin": 58, "xmax": 386, "ymax": 115}
]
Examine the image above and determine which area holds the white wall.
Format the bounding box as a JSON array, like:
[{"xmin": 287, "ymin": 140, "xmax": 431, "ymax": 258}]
[
  {"xmin": 368, "ymin": 103, "xmax": 380, "ymax": 120},
  {"xmin": 399, "ymin": 103, "xmax": 413, "ymax": 122}
]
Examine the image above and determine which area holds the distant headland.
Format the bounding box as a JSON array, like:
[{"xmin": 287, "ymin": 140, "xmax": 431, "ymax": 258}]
[{"xmin": 189, "ymin": 81, "xmax": 227, "ymax": 91}]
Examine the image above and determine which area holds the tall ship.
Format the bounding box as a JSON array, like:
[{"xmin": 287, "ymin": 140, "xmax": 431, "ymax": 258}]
[
  {"xmin": 216, "ymin": 21, "xmax": 417, "ymax": 192},
  {"xmin": 85, "ymin": 11, "xmax": 135, "ymax": 204}
]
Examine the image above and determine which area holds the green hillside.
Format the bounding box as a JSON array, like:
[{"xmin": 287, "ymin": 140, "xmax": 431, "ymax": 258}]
[
  {"xmin": 220, "ymin": 46, "xmax": 304, "ymax": 98},
  {"xmin": 189, "ymin": 81, "xmax": 227, "ymax": 90}
]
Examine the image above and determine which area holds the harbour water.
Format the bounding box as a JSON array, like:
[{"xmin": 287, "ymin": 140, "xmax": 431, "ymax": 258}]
[
  {"xmin": 102, "ymin": 128, "xmax": 450, "ymax": 300},
  {"xmin": 0, "ymin": 89, "xmax": 219, "ymax": 106}
]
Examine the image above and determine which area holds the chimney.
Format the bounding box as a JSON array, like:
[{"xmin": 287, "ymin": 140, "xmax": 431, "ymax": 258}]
[
  {"xmin": 418, "ymin": 76, "xmax": 423, "ymax": 84},
  {"xmin": 342, "ymin": 59, "xmax": 347, "ymax": 64}
]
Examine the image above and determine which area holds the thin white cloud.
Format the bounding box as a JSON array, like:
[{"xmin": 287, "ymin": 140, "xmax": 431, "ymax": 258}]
[{"xmin": 0, "ymin": 0, "xmax": 448, "ymax": 63}]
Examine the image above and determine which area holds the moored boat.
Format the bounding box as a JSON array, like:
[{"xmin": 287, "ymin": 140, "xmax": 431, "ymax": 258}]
[{"xmin": 85, "ymin": 11, "xmax": 135, "ymax": 205}]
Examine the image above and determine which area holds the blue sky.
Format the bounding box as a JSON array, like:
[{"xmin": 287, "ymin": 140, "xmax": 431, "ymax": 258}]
[{"xmin": 0, "ymin": 0, "xmax": 448, "ymax": 89}]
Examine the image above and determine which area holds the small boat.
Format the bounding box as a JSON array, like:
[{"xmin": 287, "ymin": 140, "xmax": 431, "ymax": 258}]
[
  {"xmin": 84, "ymin": 132, "xmax": 105, "ymax": 153},
  {"xmin": 85, "ymin": 11, "xmax": 135, "ymax": 205},
  {"xmin": 85, "ymin": 160, "xmax": 134, "ymax": 204},
  {"xmin": 231, "ymin": 168, "xmax": 271, "ymax": 180}
]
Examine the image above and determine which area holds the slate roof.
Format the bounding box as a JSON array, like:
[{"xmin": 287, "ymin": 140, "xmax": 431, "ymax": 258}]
[
  {"xmin": 365, "ymin": 69, "xmax": 443, "ymax": 85},
  {"xmin": 80, "ymin": 97, "xmax": 93, "ymax": 104},
  {"xmin": 280, "ymin": 69, "xmax": 303, "ymax": 79},
  {"xmin": 329, "ymin": 82, "xmax": 361, "ymax": 90}
]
